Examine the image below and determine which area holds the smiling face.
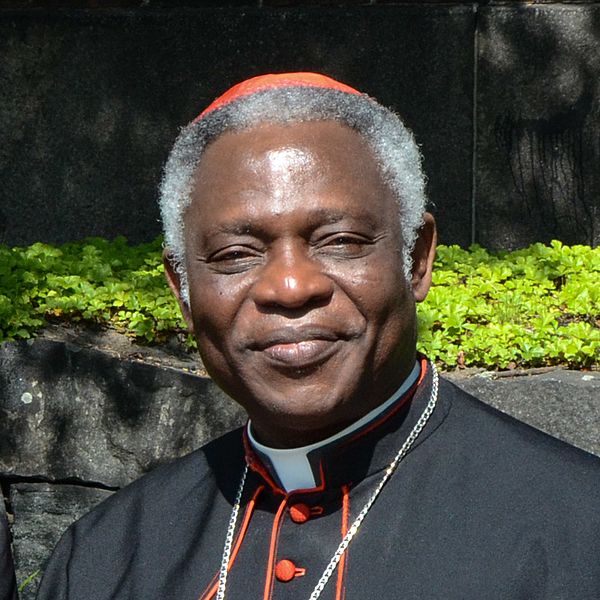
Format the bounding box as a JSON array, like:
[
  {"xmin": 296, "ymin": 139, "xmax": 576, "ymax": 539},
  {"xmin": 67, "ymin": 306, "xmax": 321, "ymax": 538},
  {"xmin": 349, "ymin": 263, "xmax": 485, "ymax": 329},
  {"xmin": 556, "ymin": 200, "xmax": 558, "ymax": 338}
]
[{"xmin": 165, "ymin": 121, "xmax": 435, "ymax": 447}]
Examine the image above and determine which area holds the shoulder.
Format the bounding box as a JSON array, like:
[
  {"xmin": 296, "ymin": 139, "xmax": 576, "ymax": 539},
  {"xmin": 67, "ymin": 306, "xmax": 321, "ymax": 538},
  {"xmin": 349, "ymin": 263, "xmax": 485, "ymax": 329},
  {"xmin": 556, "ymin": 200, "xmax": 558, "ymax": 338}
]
[{"xmin": 438, "ymin": 377, "xmax": 600, "ymax": 495}]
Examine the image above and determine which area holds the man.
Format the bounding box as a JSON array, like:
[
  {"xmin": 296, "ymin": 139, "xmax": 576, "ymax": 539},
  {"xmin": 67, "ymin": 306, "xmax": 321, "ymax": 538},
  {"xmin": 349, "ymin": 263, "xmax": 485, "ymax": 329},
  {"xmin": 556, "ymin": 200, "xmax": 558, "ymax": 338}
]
[{"xmin": 37, "ymin": 73, "xmax": 600, "ymax": 599}]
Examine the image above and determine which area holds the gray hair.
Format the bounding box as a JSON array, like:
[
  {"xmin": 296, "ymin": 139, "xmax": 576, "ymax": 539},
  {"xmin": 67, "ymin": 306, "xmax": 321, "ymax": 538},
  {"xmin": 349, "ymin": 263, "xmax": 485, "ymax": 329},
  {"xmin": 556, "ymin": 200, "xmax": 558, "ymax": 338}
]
[{"xmin": 159, "ymin": 86, "xmax": 427, "ymax": 303}]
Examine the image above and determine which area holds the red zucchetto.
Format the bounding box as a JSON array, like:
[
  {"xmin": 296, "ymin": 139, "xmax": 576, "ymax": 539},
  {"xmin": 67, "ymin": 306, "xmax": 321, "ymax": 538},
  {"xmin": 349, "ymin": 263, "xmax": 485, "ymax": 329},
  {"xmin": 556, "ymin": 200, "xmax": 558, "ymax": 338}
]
[{"xmin": 196, "ymin": 72, "xmax": 362, "ymax": 121}]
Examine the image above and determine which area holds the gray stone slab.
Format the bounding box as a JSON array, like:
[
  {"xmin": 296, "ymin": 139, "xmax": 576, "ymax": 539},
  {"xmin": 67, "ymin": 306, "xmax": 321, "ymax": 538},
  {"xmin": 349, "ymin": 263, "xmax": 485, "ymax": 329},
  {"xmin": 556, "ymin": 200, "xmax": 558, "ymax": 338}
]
[
  {"xmin": 10, "ymin": 483, "xmax": 113, "ymax": 600},
  {"xmin": 0, "ymin": 338, "xmax": 245, "ymax": 487},
  {"xmin": 477, "ymin": 5, "xmax": 600, "ymax": 249},
  {"xmin": 448, "ymin": 369, "xmax": 600, "ymax": 457},
  {"xmin": 0, "ymin": 6, "xmax": 474, "ymax": 247}
]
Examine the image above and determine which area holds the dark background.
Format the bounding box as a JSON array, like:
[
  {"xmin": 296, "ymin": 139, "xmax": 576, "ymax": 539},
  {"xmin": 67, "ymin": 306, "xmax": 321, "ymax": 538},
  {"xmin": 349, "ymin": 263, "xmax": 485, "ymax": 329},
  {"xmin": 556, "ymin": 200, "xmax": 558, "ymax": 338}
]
[{"xmin": 1, "ymin": 1, "xmax": 599, "ymax": 250}]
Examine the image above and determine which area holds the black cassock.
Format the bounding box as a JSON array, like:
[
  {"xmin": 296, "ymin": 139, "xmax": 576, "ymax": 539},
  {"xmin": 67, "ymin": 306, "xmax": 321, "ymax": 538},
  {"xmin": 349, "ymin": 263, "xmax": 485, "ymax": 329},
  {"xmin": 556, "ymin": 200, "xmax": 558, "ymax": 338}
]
[
  {"xmin": 1, "ymin": 498, "xmax": 17, "ymax": 600},
  {"xmin": 37, "ymin": 364, "xmax": 600, "ymax": 600}
]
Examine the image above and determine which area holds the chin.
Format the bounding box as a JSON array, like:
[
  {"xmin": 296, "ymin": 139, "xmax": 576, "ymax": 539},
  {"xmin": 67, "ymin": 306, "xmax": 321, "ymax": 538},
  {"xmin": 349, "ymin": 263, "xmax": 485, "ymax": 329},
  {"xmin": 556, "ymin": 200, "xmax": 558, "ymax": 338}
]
[{"xmin": 247, "ymin": 383, "xmax": 360, "ymax": 438}]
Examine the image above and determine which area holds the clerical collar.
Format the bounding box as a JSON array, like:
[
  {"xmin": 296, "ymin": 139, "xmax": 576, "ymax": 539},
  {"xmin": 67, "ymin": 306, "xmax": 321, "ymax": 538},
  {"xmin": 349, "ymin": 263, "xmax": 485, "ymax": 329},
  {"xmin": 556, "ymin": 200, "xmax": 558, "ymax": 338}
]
[{"xmin": 247, "ymin": 361, "xmax": 421, "ymax": 492}]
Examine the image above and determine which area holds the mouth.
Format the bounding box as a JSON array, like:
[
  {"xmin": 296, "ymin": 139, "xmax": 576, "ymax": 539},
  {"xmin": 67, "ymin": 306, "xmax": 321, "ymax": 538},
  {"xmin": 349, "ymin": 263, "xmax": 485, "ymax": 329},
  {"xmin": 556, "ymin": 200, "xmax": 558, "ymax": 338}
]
[{"xmin": 248, "ymin": 326, "xmax": 347, "ymax": 370}]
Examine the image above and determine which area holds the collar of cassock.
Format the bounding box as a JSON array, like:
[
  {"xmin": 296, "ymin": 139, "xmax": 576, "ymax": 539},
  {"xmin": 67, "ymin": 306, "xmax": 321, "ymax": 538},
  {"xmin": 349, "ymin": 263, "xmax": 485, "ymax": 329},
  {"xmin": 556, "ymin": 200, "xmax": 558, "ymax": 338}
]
[{"xmin": 244, "ymin": 356, "xmax": 444, "ymax": 494}]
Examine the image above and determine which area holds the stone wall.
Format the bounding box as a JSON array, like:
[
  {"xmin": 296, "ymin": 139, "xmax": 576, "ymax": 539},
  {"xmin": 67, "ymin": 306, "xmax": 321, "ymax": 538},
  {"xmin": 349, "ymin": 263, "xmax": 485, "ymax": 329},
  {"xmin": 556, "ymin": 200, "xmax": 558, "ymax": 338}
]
[
  {"xmin": 1, "ymin": 332, "xmax": 599, "ymax": 598},
  {"xmin": 1, "ymin": 1, "xmax": 599, "ymax": 250}
]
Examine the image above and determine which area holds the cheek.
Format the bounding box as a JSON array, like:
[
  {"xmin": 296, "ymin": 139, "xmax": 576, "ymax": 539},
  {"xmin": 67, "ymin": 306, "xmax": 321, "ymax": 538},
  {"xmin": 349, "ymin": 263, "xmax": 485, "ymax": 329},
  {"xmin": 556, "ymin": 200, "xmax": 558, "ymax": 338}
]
[
  {"xmin": 187, "ymin": 278, "xmax": 250, "ymax": 352},
  {"xmin": 331, "ymin": 258, "xmax": 409, "ymax": 319}
]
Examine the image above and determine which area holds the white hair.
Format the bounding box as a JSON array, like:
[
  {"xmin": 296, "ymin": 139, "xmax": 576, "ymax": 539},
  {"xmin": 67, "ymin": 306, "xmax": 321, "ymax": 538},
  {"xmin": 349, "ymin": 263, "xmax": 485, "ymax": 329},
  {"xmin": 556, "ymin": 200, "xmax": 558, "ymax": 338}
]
[{"xmin": 159, "ymin": 87, "xmax": 427, "ymax": 302}]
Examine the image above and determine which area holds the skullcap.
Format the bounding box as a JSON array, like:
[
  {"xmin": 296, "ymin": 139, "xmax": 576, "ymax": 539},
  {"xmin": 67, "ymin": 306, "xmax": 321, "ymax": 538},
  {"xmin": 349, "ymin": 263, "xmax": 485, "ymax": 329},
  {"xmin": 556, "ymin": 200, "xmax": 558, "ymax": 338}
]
[{"xmin": 196, "ymin": 72, "xmax": 362, "ymax": 121}]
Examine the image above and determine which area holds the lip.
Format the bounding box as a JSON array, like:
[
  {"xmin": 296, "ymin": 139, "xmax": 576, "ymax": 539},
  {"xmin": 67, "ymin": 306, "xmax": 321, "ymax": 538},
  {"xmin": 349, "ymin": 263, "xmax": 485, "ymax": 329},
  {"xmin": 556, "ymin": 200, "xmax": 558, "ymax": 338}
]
[
  {"xmin": 262, "ymin": 339, "xmax": 342, "ymax": 369},
  {"xmin": 248, "ymin": 326, "xmax": 345, "ymax": 369},
  {"xmin": 250, "ymin": 326, "xmax": 340, "ymax": 349}
]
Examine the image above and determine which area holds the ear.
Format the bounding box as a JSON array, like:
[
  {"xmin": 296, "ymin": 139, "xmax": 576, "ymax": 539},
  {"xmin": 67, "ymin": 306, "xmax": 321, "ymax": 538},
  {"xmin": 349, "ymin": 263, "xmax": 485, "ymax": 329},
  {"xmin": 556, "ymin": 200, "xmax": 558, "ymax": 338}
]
[
  {"xmin": 162, "ymin": 249, "xmax": 195, "ymax": 333},
  {"xmin": 410, "ymin": 212, "xmax": 437, "ymax": 303}
]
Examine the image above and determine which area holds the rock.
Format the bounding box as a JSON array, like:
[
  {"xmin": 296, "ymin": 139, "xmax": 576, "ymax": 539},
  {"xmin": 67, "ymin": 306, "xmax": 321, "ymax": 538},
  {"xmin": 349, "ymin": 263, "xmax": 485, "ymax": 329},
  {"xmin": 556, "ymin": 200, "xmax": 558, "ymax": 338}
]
[
  {"xmin": 0, "ymin": 337, "xmax": 246, "ymax": 488},
  {"xmin": 10, "ymin": 483, "xmax": 114, "ymax": 600},
  {"xmin": 447, "ymin": 369, "xmax": 600, "ymax": 457},
  {"xmin": 477, "ymin": 4, "xmax": 600, "ymax": 248}
]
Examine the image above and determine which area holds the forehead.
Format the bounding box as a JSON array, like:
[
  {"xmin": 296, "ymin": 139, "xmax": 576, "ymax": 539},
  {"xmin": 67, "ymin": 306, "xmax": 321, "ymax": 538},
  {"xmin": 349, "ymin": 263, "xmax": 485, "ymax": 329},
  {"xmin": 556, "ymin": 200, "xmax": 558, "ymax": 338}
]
[
  {"xmin": 187, "ymin": 121, "xmax": 398, "ymax": 233},
  {"xmin": 197, "ymin": 120, "xmax": 387, "ymax": 186}
]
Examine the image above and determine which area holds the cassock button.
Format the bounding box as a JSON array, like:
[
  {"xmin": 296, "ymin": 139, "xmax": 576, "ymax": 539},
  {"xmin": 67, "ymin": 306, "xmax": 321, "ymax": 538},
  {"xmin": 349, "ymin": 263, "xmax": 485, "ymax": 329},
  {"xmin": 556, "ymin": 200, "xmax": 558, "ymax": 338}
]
[
  {"xmin": 289, "ymin": 503, "xmax": 311, "ymax": 524},
  {"xmin": 275, "ymin": 559, "xmax": 305, "ymax": 582}
]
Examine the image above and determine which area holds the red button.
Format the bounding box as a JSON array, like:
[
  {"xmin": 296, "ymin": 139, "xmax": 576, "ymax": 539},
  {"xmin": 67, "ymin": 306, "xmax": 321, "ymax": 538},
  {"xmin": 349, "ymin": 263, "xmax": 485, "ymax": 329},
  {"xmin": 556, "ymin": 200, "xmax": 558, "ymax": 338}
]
[
  {"xmin": 289, "ymin": 503, "xmax": 311, "ymax": 523},
  {"xmin": 275, "ymin": 559, "xmax": 297, "ymax": 582}
]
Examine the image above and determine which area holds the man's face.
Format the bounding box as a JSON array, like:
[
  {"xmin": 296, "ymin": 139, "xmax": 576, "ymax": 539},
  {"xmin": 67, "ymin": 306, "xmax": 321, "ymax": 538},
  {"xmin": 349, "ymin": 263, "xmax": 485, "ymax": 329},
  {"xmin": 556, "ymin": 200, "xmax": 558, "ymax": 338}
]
[{"xmin": 167, "ymin": 121, "xmax": 434, "ymax": 447}]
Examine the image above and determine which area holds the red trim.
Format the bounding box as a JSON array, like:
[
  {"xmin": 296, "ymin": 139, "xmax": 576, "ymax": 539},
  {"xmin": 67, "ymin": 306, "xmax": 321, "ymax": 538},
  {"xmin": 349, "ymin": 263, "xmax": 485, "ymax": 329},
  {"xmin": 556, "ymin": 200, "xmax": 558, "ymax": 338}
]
[
  {"xmin": 243, "ymin": 430, "xmax": 287, "ymax": 496},
  {"xmin": 262, "ymin": 498, "xmax": 289, "ymax": 600},
  {"xmin": 198, "ymin": 485, "xmax": 265, "ymax": 600},
  {"xmin": 335, "ymin": 485, "xmax": 351, "ymax": 600},
  {"xmin": 417, "ymin": 356, "xmax": 428, "ymax": 385},
  {"xmin": 197, "ymin": 570, "xmax": 218, "ymax": 600}
]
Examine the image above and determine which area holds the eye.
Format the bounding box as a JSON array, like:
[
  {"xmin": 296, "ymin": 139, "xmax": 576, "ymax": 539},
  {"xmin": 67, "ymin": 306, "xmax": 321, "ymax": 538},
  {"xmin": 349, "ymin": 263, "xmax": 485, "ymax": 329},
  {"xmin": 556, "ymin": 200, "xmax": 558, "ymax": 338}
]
[
  {"xmin": 212, "ymin": 248, "xmax": 253, "ymax": 261},
  {"xmin": 315, "ymin": 233, "xmax": 374, "ymax": 258},
  {"xmin": 207, "ymin": 246, "xmax": 263, "ymax": 273},
  {"xmin": 327, "ymin": 235, "xmax": 363, "ymax": 246}
]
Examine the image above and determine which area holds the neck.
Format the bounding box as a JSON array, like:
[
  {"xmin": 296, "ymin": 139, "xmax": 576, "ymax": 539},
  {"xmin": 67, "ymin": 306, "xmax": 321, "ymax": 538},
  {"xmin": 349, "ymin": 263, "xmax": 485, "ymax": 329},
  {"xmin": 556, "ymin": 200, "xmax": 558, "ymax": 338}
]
[{"xmin": 247, "ymin": 360, "xmax": 421, "ymax": 492}]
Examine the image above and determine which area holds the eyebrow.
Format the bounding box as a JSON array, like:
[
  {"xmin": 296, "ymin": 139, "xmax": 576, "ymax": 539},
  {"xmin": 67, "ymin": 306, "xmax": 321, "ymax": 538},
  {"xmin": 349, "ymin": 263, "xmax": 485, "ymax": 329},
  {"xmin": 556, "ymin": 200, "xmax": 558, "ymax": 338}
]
[
  {"xmin": 207, "ymin": 207, "xmax": 380, "ymax": 239},
  {"xmin": 214, "ymin": 221, "xmax": 255, "ymax": 236},
  {"xmin": 309, "ymin": 208, "xmax": 381, "ymax": 229}
]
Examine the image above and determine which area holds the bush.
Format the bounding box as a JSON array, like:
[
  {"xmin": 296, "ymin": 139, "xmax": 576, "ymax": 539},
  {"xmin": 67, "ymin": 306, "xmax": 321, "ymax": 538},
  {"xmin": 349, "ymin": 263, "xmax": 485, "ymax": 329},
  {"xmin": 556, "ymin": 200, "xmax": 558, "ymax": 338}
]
[
  {"xmin": 0, "ymin": 236, "xmax": 187, "ymax": 345},
  {"xmin": 418, "ymin": 241, "xmax": 599, "ymax": 369},
  {"xmin": 0, "ymin": 237, "xmax": 598, "ymax": 370}
]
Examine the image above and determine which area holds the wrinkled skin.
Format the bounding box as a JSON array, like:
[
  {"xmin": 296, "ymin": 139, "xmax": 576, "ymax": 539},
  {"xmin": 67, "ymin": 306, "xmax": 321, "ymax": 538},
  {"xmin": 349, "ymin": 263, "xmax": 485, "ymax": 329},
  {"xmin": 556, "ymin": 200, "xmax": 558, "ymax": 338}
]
[{"xmin": 164, "ymin": 121, "xmax": 436, "ymax": 448}]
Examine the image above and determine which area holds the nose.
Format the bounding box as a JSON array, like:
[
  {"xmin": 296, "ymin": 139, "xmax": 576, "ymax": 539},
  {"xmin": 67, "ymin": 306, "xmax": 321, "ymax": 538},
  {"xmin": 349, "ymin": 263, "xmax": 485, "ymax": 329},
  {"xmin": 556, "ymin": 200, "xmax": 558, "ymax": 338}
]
[{"xmin": 250, "ymin": 245, "xmax": 334, "ymax": 310}]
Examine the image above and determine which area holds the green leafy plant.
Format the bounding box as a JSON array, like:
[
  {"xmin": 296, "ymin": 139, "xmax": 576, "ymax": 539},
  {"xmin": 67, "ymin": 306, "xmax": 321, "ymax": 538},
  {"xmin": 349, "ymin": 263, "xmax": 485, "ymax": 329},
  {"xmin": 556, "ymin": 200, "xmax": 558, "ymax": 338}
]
[
  {"xmin": 0, "ymin": 237, "xmax": 598, "ymax": 370},
  {"xmin": 0, "ymin": 236, "xmax": 191, "ymax": 346},
  {"xmin": 417, "ymin": 241, "xmax": 599, "ymax": 369}
]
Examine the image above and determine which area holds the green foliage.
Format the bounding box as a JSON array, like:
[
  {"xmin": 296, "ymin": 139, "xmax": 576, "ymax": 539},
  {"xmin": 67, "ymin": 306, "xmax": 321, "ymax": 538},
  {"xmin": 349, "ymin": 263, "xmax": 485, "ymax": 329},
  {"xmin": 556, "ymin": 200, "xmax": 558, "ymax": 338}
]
[
  {"xmin": 417, "ymin": 241, "xmax": 599, "ymax": 369},
  {"xmin": 0, "ymin": 236, "xmax": 192, "ymax": 347},
  {"xmin": 0, "ymin": 237, "xmax": 598, "ymax": 370}
]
